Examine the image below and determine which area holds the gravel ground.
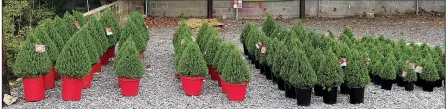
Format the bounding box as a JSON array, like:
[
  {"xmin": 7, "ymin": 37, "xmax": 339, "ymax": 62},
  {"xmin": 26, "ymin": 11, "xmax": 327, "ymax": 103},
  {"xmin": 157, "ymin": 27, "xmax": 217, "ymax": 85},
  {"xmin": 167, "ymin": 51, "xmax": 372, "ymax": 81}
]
[{"xmin": 6, "ymin": 17, "xmax": 445, "ymax": 109}]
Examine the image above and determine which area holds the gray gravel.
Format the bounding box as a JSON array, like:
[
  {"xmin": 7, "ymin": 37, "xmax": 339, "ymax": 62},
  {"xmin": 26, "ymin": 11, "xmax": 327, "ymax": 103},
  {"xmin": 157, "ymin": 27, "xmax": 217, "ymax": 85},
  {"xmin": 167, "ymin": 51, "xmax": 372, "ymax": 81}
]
[{"xmin": 6, "ymin": 17, "xmax": 445, "ymax": 109}]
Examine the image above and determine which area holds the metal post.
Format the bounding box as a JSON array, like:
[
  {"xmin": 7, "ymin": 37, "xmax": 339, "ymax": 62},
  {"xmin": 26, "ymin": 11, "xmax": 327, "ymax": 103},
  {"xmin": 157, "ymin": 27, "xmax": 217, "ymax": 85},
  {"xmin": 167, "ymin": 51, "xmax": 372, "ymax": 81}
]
[
  {"xmin": 145, "ymin": 0, "xmax": 148, "ymax": 15},
  {"xmin": 299, "ymin": 0, "xmax": 305, "ymax": 19},
  {"xmin": 87, "ymin": 0, "xmax": 90, "ymax": 11},
  {"xmin": 236, "ymin": 8, "xmax": 239, "ymax": 20},
  {"xmin": 416, "ymin": 0, "xmax": 419, "ymax": 16},
  {"xmin": 207, "ymin": 0, "xmax": 213, "ymax": 18}
]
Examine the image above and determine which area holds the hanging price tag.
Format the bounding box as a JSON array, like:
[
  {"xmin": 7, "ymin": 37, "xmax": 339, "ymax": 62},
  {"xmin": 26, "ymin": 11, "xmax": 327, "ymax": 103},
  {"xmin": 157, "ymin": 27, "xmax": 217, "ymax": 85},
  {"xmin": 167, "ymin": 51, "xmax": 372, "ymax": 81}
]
[
  {"xmin": 181, "ymin": 39, "xmax": 185, "ymax": 45},
  {"xmin": 261, "ymin": 46, "xmax": 267, "ymax": 54},
  {"xmin": 74, "ymin": 20, "xmax": 80, "ymax": 29},
  {"xmin": 339, "ymin": 58, "xmax": 347, "ymax": 67},
  {"xmin": 415, "ymin": 66, "xmax": 423, "ymax": 73},
  {"xmin": 401, "ymin": 71, "xmax": 408, "ymax": 77},
  {"xmin": 106, "ymin": 26, "xmax": 113, "ymax": 36},
  {"xmin": 35, "ymin": 44, "xmax": 46, "ymax": 53}
]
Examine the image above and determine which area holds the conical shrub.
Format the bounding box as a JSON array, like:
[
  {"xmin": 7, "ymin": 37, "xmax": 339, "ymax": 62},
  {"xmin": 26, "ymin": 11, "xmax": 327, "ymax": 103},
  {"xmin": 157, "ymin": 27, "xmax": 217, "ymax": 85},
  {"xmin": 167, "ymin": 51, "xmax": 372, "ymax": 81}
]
[
  {"xmin": 79, "ymin": 25, "xmax": 100, "ymax": 65},
  {"xmin": 87, "ymin": 16, "xmax": 108, "ymax": 55},
  {"xmin": 345, "ymin": 50, "xmax": 370, "ymax": 88},
  {"xmin": 272, "ymin": 41, "xmax": 288, "ymax": 77},
  {"xmin": 100, "ymin": 9, "xmax": 120, "ymax": 48},
  {"xmin": 114, "ymin": 38, "xmax": 145, "ymax": 79},
  {"xmin": 318, "ymin": 49, "xmax": 344, "ymax": 89},
  {"xmin": 13, "ymin": 32, "xmax": 52, "ymax": 77},
  {"xmin": 262, "ymin": 15, "xmax": 276, "ymax": 37},
  {"xmin": 420, "ymin": 54, "xmax": 439, "ymax": 82},
  {"xmin": 204, "ymin": 35, "xmax": 223, "ymax": 66},
  {"xmin": 34, "ymin": 24, "xmax": 59, "ymax": 65},
  {"xmin": 55, "ymin": 32, "xmax": 91, "ymax": 78},
  {"xmin": 196, "ymin": 22, "xmax": 210, "ymax": 49},
  {"xmin": 72, "ymin": 10, "xmax": 86, "ymax": 26},
  {"xmin": 178, "ymin": 41, "xmax": 208, "ymax": 77},
  {"xmin": 221, "ymin": 43, "xmax": 251, "ymax": 84},
  {"xmin": 47, "ymin": 16, "xmax": 65, "ymax": 50}
]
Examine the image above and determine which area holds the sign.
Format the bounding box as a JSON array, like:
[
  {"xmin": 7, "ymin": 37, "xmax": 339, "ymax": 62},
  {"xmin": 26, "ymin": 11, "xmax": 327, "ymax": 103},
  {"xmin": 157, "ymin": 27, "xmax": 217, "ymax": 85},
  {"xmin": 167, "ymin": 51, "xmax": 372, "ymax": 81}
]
[
  {"xmin": 233, "ymin": 0, "xmax": 242, "ymax": 8},
  {"xmin": 35, "ymin": 44, "xmax": 46, "ymax": 53},
  {"xmin": 106, "ymin": 26, "xmax": 113, "ymax": 35}
]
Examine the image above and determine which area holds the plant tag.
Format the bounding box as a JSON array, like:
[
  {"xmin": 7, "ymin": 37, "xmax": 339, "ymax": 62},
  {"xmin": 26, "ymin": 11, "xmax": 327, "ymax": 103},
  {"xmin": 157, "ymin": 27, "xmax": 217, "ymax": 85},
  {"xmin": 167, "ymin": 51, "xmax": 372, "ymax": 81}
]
[
  {"xmin": 3, "ymin": 94, "xmax": 17, "ymax": 105},
  {"xmin": 74, "ymin": 20, "xmax": 80, "ymax": 29},
  {"xmin": 401, "ymin": 71, "xmax": 408, "ymax": 77},
  {"xmin": 261, "ymin": 46, "xmax": 267, "ymax": 54},
  {"xmin": 340, "ymin": 62, "xmax": 347, "ymax": 67},
  {"xmin": 255, "ymin": 44, "xmax": 260, "ymax": 49},
  {"xmin": 363, "ymin": 57, "xmax": 371, "ymax": 66},
  {"xmin": 35, "ymin": 44, "xmax": 46, "ymax": 53},
  {"xmin": 204, "ymin": 48, "xmax": 208, "ymax": 55},
  {"xmin": 105, "ymin": 26, "xmax": 113, "ymax": 35},
  {"xmin": 339, "ymin": 58, "xmax": 347, "ymax": 67},
  {"xmin": 146, "ymin": 25, "xmax": 149, "ymax": 29},
  {"xmin": 193, "ymin": 36, "xmax": 197, "ymax": 42},
  {"xmin": 415, "ymin": 66, "xmax": 423, "ymax": 73}
]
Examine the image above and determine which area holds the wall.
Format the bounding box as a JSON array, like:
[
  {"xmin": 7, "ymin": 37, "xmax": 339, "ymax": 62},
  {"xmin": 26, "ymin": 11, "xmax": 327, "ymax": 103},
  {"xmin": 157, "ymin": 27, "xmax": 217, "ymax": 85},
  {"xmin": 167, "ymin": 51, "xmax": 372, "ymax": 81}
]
[{"xmin": 118, "ymin": 0, "xmax": 444, "ymax": 19}]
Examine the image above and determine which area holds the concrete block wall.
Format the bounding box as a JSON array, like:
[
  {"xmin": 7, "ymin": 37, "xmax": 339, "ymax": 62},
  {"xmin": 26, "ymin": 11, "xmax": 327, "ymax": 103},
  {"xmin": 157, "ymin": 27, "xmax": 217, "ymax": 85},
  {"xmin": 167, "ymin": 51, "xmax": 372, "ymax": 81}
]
[{"xmin": 116, "ymin": 0, "xmax": 444, "ymax": 19}]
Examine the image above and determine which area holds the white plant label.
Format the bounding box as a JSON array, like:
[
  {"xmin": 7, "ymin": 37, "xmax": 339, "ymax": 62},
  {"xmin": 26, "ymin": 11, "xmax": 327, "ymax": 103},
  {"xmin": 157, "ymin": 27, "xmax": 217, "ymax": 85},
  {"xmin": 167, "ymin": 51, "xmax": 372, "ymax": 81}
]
[
  {"xmin": 181, "ymin": 39, "xmax": 185, "ymax": 45},
  {"xmin": 401, "ymin": 71, "xmax": 408, "ymax": 77},
  {"xmin": 415, "ymin": 66, "xmax": 423, "ymax": 73},
  {"xmin": 74, "ymin": 20, "xmax": 80, "ymax": 29},
  {"xmin": 106, "ymin": 27, "xmax": 113, "ymax": 35},
  {"xmin": 3, "ymin": 94, "xmax": 17, "ymax": 106},
  {"xmin": 340, "ymin": 62, "xmax": 347, "ymax": 67},
  {"xmin": 35, "ymin": 44, "xmax": 46, "ymax": 53},
  {"xmin": 255, "ymin": 44, "xmax": 260, "ymax": 49},
  {"xmin": 261, "ymin": 46, "xmax": 267, "ymax": 54}
]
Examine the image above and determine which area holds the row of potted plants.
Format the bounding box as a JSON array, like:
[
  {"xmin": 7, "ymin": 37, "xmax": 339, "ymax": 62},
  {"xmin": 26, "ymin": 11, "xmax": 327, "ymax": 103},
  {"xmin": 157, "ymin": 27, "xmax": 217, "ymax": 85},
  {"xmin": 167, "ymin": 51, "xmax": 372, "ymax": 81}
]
[
  {"xmin": 113, "ymin": 12, "xmax": 151, "ymax": 96},
  {"xmin": 240, "ymin": 15, "xmax": 444, "ymax": 106},
  {"xmin": 13, "ymin": 10, "xmax": 150, "ymax": 102},
  {"xmin": 173, "ymin": 21, "xmax": 252, "ymax": 101}
]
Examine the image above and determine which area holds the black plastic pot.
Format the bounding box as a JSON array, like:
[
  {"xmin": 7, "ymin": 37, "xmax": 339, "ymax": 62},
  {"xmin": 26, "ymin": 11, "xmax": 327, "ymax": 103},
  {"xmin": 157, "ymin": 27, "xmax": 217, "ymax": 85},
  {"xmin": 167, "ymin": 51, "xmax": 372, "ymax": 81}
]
[
  {"xmin": 255, "ymin": 60, "xmax": 260, "ymax": 69},
  {"xmin": 396, "ymin": 76, "xmax": 405, "ymax": 87},
  {"xmin": 265, "ymin": 66, "xmax": 272, "ymax": 80},
  {"xmin": 435, "ymin": 79, "xmax": 443, "ymax": 87},
  {"xmin": 250, "ymin": 54, "xmax": 255, "ymax": 63},
  {"xmin": 285, "ymin": 82, "xmax": 296, "ymax": 99},
  {"xmin": 313, "ymin": 85, "xmax": 323, "ymax": 96},
  {"xmin": 415, "ymin": 73, "xmax": 422, "ymax": 86},
  {"xmin": 373, "ymin": 75, "xmax": 381, "ymax": 85},
  {"xmin": 323, "ymin": 87, "xmax": 338, "ymax": 104},
  {"xmin": 243, "ymin": 45, "xmax": 248, "ymax": 56},
  {"xmin": 349, "ymin": 87, "xmax": 365, "ymax": 104},
  {"xmin": 340, "ymin": 83, "xmax": 350, "ymax": 94},
  {"xmin": 404, "ymin": 82, "xmax": 414, "ymax": 91},
  {"xmin": 271, "ymin": 71, "xmax": 277, "ymax": 83},
  {"xmin": 277, "ymin": 76, "xmax": 285, "ymax": 91},
  {"xmin": 260, "ymin": 64, "xmax": 265, "ymax": 75},
  {"xmin": 295, "ymin": 88, "xmax": 312, "ymax": 106},
  {"xmin": 422, "ymin": 81, "xmax": 435, "ymax": 92},
  {"xmin": 381, "ymin": 79, "xmax": 393, "ymax": 90}
]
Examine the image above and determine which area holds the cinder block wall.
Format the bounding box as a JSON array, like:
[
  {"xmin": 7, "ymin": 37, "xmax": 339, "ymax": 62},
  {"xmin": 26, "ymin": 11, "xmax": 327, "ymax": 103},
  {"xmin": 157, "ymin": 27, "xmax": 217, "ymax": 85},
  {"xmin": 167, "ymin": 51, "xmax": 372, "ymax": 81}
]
[{"xmin": 121, "ymin": 0, "xmax": 444, "ymax": 19}]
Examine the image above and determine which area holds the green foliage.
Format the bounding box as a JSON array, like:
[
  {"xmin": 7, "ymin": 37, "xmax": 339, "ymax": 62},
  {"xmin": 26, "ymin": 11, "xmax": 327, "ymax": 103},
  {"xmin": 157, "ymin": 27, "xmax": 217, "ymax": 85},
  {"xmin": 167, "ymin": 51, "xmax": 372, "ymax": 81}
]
[
  {"xmin": 258, "ymin": 36, "xmax": 270, "ymax": 64},
  {"xmin": 173, "ymin": 20, "xmax": 193, "ymax": 65},
  {"xmin": 272, "ymin": 42, "xmax": 288, "ymax": 77},
  {"xmin": 63, "ymin": 12, "xmax": 76, "ymax": 36},
  {"xmin": 420, "ymin": 54, "xmax": 440, "ymax": 82},
  {"xmin": 46, "ymin": 17, "xmax": 65, "ymax": 51},
  {"xmin": 285, "ymin": 36, "xmax": 302, "ymax": 51},
  {"xmin": 240, "ymin": 23, "xmax": 255, "ymax": 46},
  {"xmin": 345, "ymin": 50, "xmax": 370, "ymax": 88},
  {"xmin": 212, "ymin": 42, "xmax": 230, "ymax": 70},
  {"xmin": 200, "ymin": 27, "xmax": 218, "ymax": 52},
  {"xmin": 245, "ymin": 24, "xmax": 261, "ymax": 55},
  {"xmin": 328, "ymin": 29, "xmax": 336, "ymax": 39},
  {"xmin": 378, "ymin": 55, "xmax": 397, "ymax": 80},
  {"xmin": 317, "ymin": 49, "xmax": 344, "ymax": 88},
  {"xmin": 87, "ymin": 16, "xmax": 108, "ymax": 55},
  {"xmin": 3, "ymin": 0, "xmax": 56, "ymax": 68},
  {"xmin": 270, "ymin": 25, "xmax": 288, "ymax": 41},
  {"xmin": 402, "ymin": 63, "xmax": 417, "ymax": 82},
  {"xmin": 204, "ymin": 35, "xmax": 223, "ymax": 66},
  {"xmin": 129, "ymin": 12, "xmax": 150, "ymax": 41},
  {"xmin": 309, "ymin": 48, "xmax": 324, "ymax": 71},
  {"xmin": 79, "ymin": 25, "xmax": 100, "ymax": 65},
  {"xmin": 13, "ymin": 32, "xmax": 52, "ymax": 78},
  {"xmin": 221, "ymin": 44, "xmax": 251, "ymax": 84},
  {"xmin": 72, "ymin": 10, "xmax": 86, "ymax": 26},
  {"xmin": 178, "ymin": 41, "xmax": 208, "ymax": 77},
  {"xmin": 196, "ymin": 22, "xmax": 210, "ymax": 49},
  {"xmin": 265, "ymin": 38, "xmax": 279, "ymax": 66},
  {"xmin": 434, "ymin": 56, "xmax": 445, "ymax": 79},
  {"xmin": 291, "ymin": 19, "xmax": 306, "ymax": 38},
  {"xmin": 287, "ymin": 49, "xmax": 317, "ymax": 89},
  {"xmin": 262, "ymin": 15, "xmax": 276, "ymax": 37},
  {"xmin": 120, "ymin": 18, "xmax": 147, "ymax": 53},
  {"xmin": 34, "ymin": 24, "xmax": 59, "ymax": 64},
  {"xmin": 55, "ymin": 32, "xmax": 91, "ymax": 78},
  {"xmin": 100, "ymin": 9, "xmax": 120, "ymax": 47},
  {"xmin": 114, "ymin": 38, "xmax": 145, "ymax": 79}
]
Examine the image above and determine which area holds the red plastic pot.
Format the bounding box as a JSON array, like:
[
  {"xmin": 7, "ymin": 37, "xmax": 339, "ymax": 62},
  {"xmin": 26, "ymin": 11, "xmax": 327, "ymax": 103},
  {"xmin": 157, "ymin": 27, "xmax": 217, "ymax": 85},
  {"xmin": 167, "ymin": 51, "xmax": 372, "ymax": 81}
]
[
  {"xmin": 62, "ymin": 77, "xmax": 83, "ymax": 101},
  {"xmin": 93, "ymin": 61, "xmax": 101, "ymax": 73},
  {"xmin": 208, "ymin": 66, "xmax": 218, "ymax": 81},
  {"xmin": 44, "ymin": 67, "xmax": 55, "ymax": 90},
  {"xmin": 181, "ymin": 76, "xmax": 205, "ymax": 96},
  {"xmin": 217, "ymin": 73, "xmax": 222, "ymax": 87},
  {"xmin": 100, "ymin": 54, "xmax": 109, "ymax": 65},
  {"xmin": 226, "ymin": 82, "xmax": 249, "ymax": 102},
  {"xmin": 221, "ymin": 79, "xmax": 229, "ymax": 94},
  {"xmin": 118, "ymin": 78, "xmax": 141, "ymax": 96},
  {"xmin": 107, "ymin": 46, "xmax": 115, "ymax": 59},
  {"xmin": 82, "ymin": 69, "xmax": 94, "ymax": 89},
  {"xmin": 23, "ymin": 76, "xmax": 45, "ymax": 102},
  {"xmin": 140, "ymin": 52, "xmax": 144, "ymax": 59},
  {"xmin": 54, "ymin": 72, "xmax": 61, "ymax": 81}
]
